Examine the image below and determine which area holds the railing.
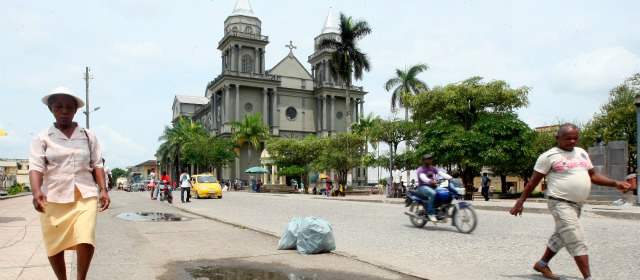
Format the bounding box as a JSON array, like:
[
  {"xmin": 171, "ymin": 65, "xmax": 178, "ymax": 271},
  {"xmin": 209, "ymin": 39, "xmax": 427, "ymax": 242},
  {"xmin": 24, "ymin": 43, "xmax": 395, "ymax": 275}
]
[
  {"xmin": 219, "ymin": 31, "xmax": 269, "ymax": 44},
  {"xmin": 315, "ymin": 81, "xmax": 363, "ymax": 91}
]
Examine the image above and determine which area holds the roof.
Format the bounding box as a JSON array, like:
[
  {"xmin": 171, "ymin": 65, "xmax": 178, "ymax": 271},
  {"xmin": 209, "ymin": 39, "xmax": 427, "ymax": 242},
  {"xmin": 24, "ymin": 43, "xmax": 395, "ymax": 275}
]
[
  {"xmin": 133, "ymin": 160, "xmax": 157, "ymax": 167},
  {"xmin": 321, "ymin": 8, "xmax": 340, "ymax": 34},
  {"xmin": 230, "ymin": 0, "xmax": 255, "ymax": 17},
  {"xmin": 268, "ymin": 53, "xmax": 313, "ymax": 80},
  {"xmin": 175, "ymin": 95, "xmax": 209, "ymax": 105}
]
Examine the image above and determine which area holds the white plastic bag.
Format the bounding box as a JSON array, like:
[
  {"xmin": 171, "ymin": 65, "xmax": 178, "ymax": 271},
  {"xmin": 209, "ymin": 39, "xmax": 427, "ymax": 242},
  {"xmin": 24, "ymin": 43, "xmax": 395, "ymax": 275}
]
[
  {"xmin": 296, "ymin": 217, "xmax": 336, "ymax": 254},
  {"xmin": 277, "ymin": 217, "xmax": 302, "ymax": 250}
]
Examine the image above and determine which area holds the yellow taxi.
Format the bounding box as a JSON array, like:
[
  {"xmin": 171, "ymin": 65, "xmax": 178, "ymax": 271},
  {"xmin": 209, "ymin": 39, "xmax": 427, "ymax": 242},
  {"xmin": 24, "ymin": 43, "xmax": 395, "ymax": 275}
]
[{"xmin": 191, "ymin": 174, "xmax": 223, "ymax": 199}]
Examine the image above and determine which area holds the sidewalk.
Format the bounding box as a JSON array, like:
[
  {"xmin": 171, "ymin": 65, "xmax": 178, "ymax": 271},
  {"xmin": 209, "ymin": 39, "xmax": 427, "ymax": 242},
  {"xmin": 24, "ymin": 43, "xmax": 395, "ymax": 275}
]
[{"xmin": 310, "ymin": 194, "xmax": 640, "ymax": 220}]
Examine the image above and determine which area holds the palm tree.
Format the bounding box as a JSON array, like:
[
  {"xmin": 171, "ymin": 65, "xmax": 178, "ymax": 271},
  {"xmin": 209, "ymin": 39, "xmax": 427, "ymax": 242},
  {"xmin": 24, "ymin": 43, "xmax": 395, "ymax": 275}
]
[
  {"xmin": 319, "ymin": 13, "xmax": 371, "ymax": 128},
  {"xmin": 157, "ymin": 117, "xmax": 207, "ymax": 181},
  {"xmin": 384, "ymin": 63, "xmax": 429, "ymax": 121},
  {"xmin": 351, "ymin": 113, "xmax": 382, "ymax": 184},
  {"xmin": 231, "ymin": 113, "xmax": 269, "ymax": 160}
]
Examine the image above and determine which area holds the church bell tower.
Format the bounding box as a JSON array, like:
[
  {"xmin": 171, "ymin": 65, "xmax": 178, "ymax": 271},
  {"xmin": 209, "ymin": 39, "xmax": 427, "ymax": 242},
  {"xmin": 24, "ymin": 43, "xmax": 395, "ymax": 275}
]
[{"xmin": 219, "ymin": 0, "xmax": 268, "ymax": 75}]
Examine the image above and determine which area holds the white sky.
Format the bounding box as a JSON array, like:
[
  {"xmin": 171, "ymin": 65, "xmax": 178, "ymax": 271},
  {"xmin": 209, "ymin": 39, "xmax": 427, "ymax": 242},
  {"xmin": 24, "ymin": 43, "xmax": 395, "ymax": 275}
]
[{"xmin": 1, "ymin": 0, "xmax": 639, "ymax": 169}]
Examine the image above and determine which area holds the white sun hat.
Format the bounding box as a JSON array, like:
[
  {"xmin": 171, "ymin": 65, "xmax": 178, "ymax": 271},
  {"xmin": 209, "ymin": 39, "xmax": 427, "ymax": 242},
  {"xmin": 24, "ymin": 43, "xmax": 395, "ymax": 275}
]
[{"xmin": 41, "ymin": 86, "xmax": 85, "ymax": 108}]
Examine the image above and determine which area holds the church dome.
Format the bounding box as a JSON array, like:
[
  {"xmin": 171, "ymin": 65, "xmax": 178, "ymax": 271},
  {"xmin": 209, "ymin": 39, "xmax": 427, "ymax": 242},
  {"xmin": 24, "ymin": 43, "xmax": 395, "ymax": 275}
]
[
  {"xmin": 320, "ymin": 8, "xmax": 340, "ymax": 34},
  {"xmin": 224, "ymin": 0, "xmax": 261, "ymax": 35}
]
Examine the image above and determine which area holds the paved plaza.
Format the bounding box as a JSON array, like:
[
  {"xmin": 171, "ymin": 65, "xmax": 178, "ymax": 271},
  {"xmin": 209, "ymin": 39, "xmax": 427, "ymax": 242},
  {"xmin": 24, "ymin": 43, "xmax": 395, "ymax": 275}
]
[{"xmin": 1, "ymin": 191, "xmax": 638, "ymax": 279}]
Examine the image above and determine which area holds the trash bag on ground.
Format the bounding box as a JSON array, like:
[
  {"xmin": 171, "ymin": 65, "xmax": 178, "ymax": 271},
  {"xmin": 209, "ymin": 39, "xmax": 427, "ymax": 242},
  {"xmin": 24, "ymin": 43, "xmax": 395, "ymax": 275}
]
[
  {"xmin": 296, "ymin": 217, "xmax": 336, "ymax": 254},
  {"xmin": 277, "ymin": 217, "xmax": 302, "ymax": 250}
]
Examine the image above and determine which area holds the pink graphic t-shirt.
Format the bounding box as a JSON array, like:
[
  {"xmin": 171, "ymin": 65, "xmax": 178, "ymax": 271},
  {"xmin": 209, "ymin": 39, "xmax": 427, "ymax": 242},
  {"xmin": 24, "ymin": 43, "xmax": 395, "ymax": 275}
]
[{"xmin": 534, "ymin": 147, "xmax": 594, "ymax": 203}]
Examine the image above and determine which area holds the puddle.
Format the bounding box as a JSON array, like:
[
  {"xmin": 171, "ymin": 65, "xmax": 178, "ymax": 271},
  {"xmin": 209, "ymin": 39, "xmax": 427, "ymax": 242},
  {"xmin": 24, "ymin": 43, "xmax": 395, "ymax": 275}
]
[
  {"xmin": 188, "ymin": 266, "xmax": 317, "ymax": 280},
  {"xmin": 158, "ymin": 259, "xmax": 420, "ymax": 280},
  {"xmin": 116, "ymin": 212, "xmax": 187, "ymax": 222}
]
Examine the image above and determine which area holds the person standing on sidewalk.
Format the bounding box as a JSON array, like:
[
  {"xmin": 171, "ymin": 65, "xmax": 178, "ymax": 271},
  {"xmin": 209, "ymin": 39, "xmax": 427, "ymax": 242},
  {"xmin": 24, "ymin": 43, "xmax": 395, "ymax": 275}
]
[
  {"xmin": 481, "ymin": 173, "xmax": 491, "ymax": 201},
  {"xmin": 179, "ymin": 169, "xmax": 191, "ymax": 203},
  {"xmin": 510, "ymin": 123, "xmax": 630, "ymax": 280},
  {"xmin": 29, "ymin": 87, "xmax": 110, "ymax": 280}
]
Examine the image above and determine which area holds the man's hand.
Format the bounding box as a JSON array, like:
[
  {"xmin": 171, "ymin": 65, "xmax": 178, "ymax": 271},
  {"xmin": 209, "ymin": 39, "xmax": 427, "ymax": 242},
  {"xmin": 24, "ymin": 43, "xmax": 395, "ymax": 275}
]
[
  {"xmin": 615, "ymin": 181, "xmax": 632, "ymax": 193},
  {"xmin": 510, "ymin": 199, "xmax": 524, "ymax": 216},
  {"xmin": 32, "ymin": 191, "xmax": 47, "ymax": 213},
  {"xmin": 99, "ymin": 189, "xmax": 110, "ymax": 212}
]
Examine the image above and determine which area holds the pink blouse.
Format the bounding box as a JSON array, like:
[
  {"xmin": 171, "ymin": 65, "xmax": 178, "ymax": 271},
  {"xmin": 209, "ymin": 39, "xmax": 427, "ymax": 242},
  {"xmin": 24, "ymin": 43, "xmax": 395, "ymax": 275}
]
[{"xmin": 29, "ymin": 126, "xmax": 103, "ymax": 203}]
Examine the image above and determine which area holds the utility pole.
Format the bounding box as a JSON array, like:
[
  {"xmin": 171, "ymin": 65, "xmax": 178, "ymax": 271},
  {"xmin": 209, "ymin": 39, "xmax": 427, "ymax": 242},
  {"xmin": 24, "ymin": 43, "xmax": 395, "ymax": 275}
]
[{"xmin": 83, "ymin": 67, "xmax": 93, "ymax": 128}]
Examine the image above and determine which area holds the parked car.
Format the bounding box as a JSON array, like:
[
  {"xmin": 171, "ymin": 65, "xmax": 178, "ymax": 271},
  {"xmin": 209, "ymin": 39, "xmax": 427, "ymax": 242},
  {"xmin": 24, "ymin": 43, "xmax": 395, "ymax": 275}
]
[{"xmin": 191, "ymin": 174, "xmax": 222, "ymax": 199}]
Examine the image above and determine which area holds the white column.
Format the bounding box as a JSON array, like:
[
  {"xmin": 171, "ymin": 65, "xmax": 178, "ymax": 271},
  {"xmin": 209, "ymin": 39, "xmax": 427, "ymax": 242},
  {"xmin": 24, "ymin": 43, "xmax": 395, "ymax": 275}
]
[
  {"xmin": 262, "ymin": 88, "xmax": 268, "ymax": 126},
  {"xmin": 254, "ymin": 48, "xmax": 259, "ymax": 74},
  {"xmin": 330, "ymin": 95, "xmax": 335, "ymax": 132},
  {"xmin": 324, "ymin": 60, "xmax": 329, "ymax": 84},
  {"xmin": 273, "ymin": 88, "xmax": 279, "ymax": 128},
  {"xmin": 236, "ymin": 45, "xmax": 241, "ymax": 72},
  {"xmin": 235, "ymin": 84, "xmax": 240, "ymax": 121},
  {"xmin": 359, "ymin": 99, "xmax": 364, "ymax": 120},
  {"xmin": 212, "ymin": 92, "xmax": 217, "ymax": 129},
  {"xmin": 322, "ymin": 95, "xmax": 327, "ymax": 131},
  {"xmin": 223, "ymin": 85, "xmax": 229, "ymax": 124}
]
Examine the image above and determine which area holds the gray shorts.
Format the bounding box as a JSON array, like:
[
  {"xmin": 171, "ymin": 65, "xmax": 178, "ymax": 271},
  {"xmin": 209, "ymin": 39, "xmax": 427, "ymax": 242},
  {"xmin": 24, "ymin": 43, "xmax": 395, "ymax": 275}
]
[{"xmin": 547, "ymin": 199, "xmax": 588, "ymax": 256}]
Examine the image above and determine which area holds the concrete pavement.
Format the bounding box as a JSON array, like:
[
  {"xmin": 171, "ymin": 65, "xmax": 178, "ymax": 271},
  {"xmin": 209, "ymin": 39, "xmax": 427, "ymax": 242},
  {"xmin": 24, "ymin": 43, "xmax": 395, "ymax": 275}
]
[
  {"xmin": 0, "ymin": 192, "xmax": 420, "ymax": 280},
  {"xmin": 171, "ymin": 191, "xmax": 640, "ymax": 280}
]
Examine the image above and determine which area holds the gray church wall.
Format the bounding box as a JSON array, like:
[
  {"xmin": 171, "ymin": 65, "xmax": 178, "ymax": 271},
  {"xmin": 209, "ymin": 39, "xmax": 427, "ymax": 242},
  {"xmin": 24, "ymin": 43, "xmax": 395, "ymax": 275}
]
[
  {"xmin": 280, "ymin": 77, "xmax": 313, "ymax": 90},
  {"xmin": 278, "ymin": 94, "xmax": 317, "ymax": 132},
  {"xmin": 239, "ymin": 86, "xmax": 264, "ymax": 120},
  {"xmin": 333, "ymin": 98, "xmax": 347, "ymax": 132}
]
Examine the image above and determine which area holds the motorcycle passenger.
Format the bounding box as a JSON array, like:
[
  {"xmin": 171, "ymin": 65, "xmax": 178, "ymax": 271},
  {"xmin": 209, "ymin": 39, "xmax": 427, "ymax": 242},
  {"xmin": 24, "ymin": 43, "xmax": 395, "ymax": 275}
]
[
  {"xmin": 159, "ymin": 171, "xmax": 171, "ymax": 201},
  {"xmin": 415, "ymin": 153, "xmax": 452, "ymax": 222}
]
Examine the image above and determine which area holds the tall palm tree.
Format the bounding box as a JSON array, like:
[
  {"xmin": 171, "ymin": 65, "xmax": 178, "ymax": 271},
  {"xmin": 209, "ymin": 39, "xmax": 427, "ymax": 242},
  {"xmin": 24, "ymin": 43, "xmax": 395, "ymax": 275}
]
[
  {"xmin": 231, "ymin": 113, "xmax": 269, "ymax": 160},
  {"xmin": 157, "ymin": 117, "xmax": 207, "ymax": 181},
  {"xmin": 384, "ymin": 63, "xmax": 429, "ymax": 121},
  {"xmin": 319, "ymin": 13, "xmax": 371, "ymax": 129}
]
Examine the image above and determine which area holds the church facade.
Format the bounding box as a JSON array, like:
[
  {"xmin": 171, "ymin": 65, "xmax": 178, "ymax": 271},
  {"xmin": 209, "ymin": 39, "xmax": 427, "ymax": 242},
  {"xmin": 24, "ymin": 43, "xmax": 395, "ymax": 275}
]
[{"xmin": 172, "ymin": 0, "xmax": 368, "ymax": 185}]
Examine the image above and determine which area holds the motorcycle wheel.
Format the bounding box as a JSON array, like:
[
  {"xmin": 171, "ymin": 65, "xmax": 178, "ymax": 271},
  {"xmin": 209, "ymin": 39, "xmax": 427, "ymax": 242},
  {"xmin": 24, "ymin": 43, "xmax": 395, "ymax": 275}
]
[
  {"xmin": 452, "ymin": 206, "xmax": 478, "ymax": 234},
  {"xmin": 408, "ymin": 203, "xmax": 427, "ymax": 228}
]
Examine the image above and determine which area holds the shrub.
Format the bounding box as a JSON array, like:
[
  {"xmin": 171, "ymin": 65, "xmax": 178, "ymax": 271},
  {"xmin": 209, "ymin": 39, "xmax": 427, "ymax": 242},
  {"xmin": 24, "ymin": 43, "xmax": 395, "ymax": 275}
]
[{"xmin": 8, "ymin": 183, "xmax": 24, "ymax": 195}]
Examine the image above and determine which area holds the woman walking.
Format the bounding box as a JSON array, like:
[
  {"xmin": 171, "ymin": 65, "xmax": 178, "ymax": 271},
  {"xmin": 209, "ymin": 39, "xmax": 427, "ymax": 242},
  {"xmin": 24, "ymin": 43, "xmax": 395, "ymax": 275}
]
[{"xmin": 28, "ymin": 86, "xmax": 110, "ymax": 280}]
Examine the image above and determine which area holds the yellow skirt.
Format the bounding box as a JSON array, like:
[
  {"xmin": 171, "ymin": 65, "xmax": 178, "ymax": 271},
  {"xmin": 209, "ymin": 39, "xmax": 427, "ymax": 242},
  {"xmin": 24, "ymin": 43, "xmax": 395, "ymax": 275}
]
[{"xmin": 40, "ymin": 188, "xmax": 97, "ymax": 256}]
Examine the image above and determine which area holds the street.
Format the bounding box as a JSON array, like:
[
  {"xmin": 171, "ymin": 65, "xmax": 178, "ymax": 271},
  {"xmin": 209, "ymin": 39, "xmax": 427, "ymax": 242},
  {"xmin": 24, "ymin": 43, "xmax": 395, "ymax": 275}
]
[
  {"xmin": 0, "ymin": 191, "xmax": 418, "ymax": 280},
  {"xmin": 172, "ymin": 191, "xmax": 640, "ymax": 280}
]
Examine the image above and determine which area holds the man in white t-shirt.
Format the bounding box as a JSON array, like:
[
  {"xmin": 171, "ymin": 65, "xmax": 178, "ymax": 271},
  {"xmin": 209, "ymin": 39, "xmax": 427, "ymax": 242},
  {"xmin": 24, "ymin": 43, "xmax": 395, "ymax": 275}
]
[{"xmin": 510, "ymin": 123, "xmax": 630, "ymax": 280}]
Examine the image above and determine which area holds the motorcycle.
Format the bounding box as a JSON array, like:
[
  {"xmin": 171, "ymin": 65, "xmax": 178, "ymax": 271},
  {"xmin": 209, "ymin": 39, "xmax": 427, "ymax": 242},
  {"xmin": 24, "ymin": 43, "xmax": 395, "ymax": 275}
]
[
  {"xmin": 404, "ymin": 180, "xmax": 478, "ymax": 233},
  {"xmin": 158, "ymin": 180, "xmax": 173, "ymax": 204}
]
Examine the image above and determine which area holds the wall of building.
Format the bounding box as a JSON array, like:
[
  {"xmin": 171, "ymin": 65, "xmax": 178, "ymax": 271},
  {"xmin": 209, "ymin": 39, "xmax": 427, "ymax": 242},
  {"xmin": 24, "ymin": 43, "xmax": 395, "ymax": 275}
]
[{"xmin": 278, "ymin": 93, "xmax": 317, "ymax": 132}]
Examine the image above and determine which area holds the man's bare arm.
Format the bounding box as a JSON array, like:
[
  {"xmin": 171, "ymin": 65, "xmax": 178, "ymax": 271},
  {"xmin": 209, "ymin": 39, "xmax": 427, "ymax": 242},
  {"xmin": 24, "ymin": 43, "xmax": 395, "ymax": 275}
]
[
  {"xmin": 588, "ymin": 169, "xmax": 631, "ymax": 192},
  {"xmin": 510, "ymin": 171, "xmax": 545, "ymax": 216}
]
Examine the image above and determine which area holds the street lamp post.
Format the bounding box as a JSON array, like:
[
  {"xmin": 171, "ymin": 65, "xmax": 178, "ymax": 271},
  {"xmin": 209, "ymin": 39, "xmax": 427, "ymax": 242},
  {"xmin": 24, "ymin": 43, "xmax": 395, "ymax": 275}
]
[{"xmin": 635, "ymin": 94, "xmax": 640, "ymax": 205}]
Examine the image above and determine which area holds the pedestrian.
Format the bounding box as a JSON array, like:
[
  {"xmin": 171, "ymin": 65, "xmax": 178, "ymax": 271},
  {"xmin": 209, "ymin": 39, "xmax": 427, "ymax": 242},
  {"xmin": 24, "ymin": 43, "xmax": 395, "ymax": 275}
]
[
  {"xmin": 481, "ymin": 172, "xmax": 491, "ymax": 201},
  {"xmin": 103, "ymin": 159, "xmax": 113, "ymax": 191},
  {"xmin": 28, "ymin": 86, "xmax": 110, "ymax": 280},
  {"xmin": 510, "ymin": 123, "xmax": 631, "ymax": 280},
  {"xmin": 148, "ymin": 169, "xmax": 157, "ymax": 199},
  {"xmin": 256, "ymin": 178, "xmax": 262, "ymax": 193},
  {"xmin": 179, "ymin": 169, "xmax": 191, "ymax": 203}
]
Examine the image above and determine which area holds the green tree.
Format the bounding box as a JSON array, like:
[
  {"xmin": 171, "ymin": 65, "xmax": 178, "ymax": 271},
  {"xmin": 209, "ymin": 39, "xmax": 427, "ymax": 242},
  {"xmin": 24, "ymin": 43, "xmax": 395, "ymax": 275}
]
[
  {"xmin": 232, "ymin": 113, "xmax": 270, "ymax": 159},
  {"xmin": 581, "ymin": 73, "xmax": 638, "ymax": 173},
  {"xmin": 313, "ymin": 133, "xmax": 367, "ymax": 186},
  {"xmin": 319, "ymin": 13, "xmax": 371, "ymax": 128},
  {"xmin": 111, "ymin": 168, "xmax": 128, "ymax": 181},
  {"xmin": 370, "ymin": 120, "xmax": 418, "ymax": 195},
  {"xmin": 384, "ymin": 63, "xmax": 429, "ymax": 120},
  {"xmin": 182, "ymin": 133, "xmax": 236, "ymax": 175},
  {"xmin": 157, "ymin": 117, "xmax": 209, "ymax": 182},
  {"xmin": 266, "ymin": 136, "xmax": 321, "ymax": 191},
  {"xmin": 411, "ymin": 77, "xmax": 530, "ymax": 197}
]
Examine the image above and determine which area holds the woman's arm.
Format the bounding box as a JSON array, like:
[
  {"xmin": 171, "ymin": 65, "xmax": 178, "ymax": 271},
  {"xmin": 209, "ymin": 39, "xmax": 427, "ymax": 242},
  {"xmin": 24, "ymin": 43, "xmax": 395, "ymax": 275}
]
[{"xmin": 29, "ymin": 170, "xmax": 47, "ymax": 212}]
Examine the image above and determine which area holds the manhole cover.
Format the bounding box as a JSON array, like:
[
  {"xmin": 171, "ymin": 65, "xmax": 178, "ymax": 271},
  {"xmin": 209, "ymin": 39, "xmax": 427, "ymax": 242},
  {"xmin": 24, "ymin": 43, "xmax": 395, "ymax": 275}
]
[{"xmin": 116, "ymin": 212, "xmax": 187, "ymax": 222}]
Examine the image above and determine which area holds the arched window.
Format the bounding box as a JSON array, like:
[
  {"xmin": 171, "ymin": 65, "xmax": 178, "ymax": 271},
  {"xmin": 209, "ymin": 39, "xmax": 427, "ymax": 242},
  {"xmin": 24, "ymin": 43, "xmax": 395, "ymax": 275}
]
[
  {"xmin": 241, "ymin": 54, "xmax": 254, "ymax": 73},
  {"xmin": 245, "ymin": 26, "xmax": 253, "ymax": 34}
]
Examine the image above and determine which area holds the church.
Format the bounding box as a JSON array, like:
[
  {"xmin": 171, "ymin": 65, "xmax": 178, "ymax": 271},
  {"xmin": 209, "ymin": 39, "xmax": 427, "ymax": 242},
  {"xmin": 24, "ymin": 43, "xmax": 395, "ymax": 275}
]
[{"xmin": 172, "ymin": 0, "xmax": 368, "ymax": 186}]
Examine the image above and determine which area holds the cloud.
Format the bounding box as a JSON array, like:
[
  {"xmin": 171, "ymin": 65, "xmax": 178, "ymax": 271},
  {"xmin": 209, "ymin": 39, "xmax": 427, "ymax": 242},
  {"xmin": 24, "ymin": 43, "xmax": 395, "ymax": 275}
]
[
  {"xmin": 92, "ymin": 124, "xmax": 152, "ymax": 168},
  {"xmin": 112, "ymin": 42, "xmax": 163, "ymax": 60},
  {"xmin": 550, "ymin": 46, "xmax": 640, "ymax": 94}
]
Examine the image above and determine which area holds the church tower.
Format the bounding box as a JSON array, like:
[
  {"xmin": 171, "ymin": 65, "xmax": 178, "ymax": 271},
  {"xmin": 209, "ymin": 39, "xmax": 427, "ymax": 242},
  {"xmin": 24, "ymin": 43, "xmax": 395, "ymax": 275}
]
[
  {"xmin": 219, "ymin": 0, "xmax": 267, "ymax": 74},
  {"xmin": 309, "ymin": 8, "xmax": 342, "ymax": 87}
]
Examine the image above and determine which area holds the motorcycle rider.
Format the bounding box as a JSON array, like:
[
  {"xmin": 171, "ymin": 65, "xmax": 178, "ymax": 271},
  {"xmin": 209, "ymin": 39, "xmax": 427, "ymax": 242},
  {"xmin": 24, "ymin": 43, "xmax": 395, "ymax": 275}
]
[{"xmin": 415, "ymin": 153, "xmax": 452, "ymax": 222}]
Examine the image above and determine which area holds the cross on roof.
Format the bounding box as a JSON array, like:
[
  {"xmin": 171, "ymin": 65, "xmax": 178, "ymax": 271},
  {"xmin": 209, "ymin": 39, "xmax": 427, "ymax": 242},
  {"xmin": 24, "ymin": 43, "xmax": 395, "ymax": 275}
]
[{"xmin": 285, "ymin": 40, "xmax": 297, "ymax": 54}]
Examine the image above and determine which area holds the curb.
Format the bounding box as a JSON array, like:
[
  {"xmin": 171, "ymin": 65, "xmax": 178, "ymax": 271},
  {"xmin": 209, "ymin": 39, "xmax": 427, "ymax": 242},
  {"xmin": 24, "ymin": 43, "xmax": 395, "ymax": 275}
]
[
  {"xmin": 316, "ymin": 197, "xmax": 640, "ymax": 220},
  {"xmin": 171, "ymin": 203, "xmax": 428, "ymax": 280},
  {"xmin": 0, "ymin": 192, "xmax": 31, "ymax": 200}
]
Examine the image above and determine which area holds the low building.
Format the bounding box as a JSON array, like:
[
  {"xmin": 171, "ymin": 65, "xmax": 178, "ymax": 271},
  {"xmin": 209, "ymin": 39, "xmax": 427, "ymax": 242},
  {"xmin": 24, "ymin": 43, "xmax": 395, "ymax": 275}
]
[
  {"xmin": 128, "ymin": 160, "xmax": 157, "ymax": 183},
  {"xmin": 0, "ymin": 158, "xmax": 30, "ymax": 190}
]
